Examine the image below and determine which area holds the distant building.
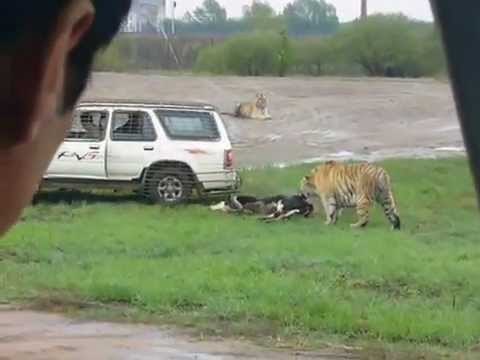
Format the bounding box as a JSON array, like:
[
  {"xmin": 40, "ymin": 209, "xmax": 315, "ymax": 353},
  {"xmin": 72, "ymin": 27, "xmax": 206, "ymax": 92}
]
[{"xmin": 121, "ymin": 0, "xmax": 166, "ymax": 33}]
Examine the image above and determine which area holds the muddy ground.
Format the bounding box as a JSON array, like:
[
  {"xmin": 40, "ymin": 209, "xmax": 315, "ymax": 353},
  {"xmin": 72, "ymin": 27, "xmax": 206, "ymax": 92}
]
[
  {"xmin": 84, "ymin": 74, "xmax": 463, "ymax": 167},
  {"xmin": 2, "ymin": 75, "xmax": 462, "ymax": 359},
  {"xmin": 0, "ymin": 308, "xmax": 355, "ymax": 360}
]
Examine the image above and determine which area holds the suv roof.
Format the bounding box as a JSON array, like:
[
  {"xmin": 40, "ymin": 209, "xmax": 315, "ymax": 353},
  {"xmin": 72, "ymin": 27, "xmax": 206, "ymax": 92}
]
[{"xmin": 79, "ymin": 98, "xmax": 216, "ymax": 111}]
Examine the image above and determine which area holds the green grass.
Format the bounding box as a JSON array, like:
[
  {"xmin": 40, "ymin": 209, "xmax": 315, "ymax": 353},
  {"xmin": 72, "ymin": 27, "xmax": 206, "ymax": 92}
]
[{"xmin": 0, "ymin": 158, "xmax": 479, "ymax": 355}]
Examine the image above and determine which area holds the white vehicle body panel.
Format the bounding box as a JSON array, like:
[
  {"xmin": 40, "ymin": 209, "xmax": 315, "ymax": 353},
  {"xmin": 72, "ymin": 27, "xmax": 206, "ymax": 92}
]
[
  {"xmin": 47, "ymin": 107, "xmax": 110, "ymax": 179},
  {"xmin": 44, "ymin": 101, "xmax": 238, "ymax": 194}
]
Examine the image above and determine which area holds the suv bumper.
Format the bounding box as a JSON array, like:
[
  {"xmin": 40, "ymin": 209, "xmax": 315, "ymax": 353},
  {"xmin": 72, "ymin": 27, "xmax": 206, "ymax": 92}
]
[{"xmin": 197, "ymin": 170, "xmax": 241, "ymax": 197}]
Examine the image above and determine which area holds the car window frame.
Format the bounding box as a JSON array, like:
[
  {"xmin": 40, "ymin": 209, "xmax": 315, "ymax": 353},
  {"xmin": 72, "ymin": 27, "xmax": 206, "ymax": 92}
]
[
  {"xmin": 110, "ymin": 109, "xmax": 158, "ymax": 142},
  {"xmin": 155, "ymin": 110, "xmax": 221, "ymax": 142},
  {"xmin": 65, "ymin": 109, "xmax": 109, "ymax": 143}
]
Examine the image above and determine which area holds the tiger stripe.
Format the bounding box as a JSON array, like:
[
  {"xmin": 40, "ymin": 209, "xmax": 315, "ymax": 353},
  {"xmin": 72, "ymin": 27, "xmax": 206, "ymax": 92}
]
[{"xmin": 301, "ymin": 160, "xmax": 401, "ymax": 230}]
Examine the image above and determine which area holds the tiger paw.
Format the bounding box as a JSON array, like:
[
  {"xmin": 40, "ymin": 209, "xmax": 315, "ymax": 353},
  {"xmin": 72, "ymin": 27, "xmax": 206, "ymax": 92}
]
[{"xmin": 350, "ymin": 222, "xmax": 368, "ymax": 229}]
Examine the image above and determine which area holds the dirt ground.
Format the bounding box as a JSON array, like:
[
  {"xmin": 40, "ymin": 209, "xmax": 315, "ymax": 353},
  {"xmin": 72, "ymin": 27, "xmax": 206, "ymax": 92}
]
[
  {"xmin": 3, "ymin": 75, "xmax": 462, "ymax": 359},
  {"xmin": 83, "ymin": 74, "xmax": 463, "ymax": 167},
  {"xmin": 0, "ymin": 308, "xmax": 355, "ymax": 360}
]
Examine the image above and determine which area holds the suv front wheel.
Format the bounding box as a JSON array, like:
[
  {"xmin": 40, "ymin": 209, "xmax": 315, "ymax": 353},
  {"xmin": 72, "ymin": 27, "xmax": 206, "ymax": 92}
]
[{"xmin": 147, "ymin": 170, "xmax": 193, "ymax": 204}]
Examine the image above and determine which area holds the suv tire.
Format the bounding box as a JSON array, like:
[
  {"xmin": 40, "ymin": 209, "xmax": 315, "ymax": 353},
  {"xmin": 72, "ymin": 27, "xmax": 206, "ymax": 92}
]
[{"xmin": 147, "ymin": 169, "xmax": 192, "ymax": 204}]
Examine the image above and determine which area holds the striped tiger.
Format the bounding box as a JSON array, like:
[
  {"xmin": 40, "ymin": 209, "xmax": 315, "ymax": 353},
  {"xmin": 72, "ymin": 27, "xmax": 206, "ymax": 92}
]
[
  {"xmin": 300, "ymin": 160, "xmax": 401, "ymax": 230},
  {"xmin": 234, "ymin": 93, "xmax": 272, "ymax": 120}
]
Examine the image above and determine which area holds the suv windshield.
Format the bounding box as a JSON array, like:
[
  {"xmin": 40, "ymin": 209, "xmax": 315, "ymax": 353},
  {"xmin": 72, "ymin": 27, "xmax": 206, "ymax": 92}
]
[{"xmin": 155, "ymin": 110, "xmax": 220, "ymax": 141}]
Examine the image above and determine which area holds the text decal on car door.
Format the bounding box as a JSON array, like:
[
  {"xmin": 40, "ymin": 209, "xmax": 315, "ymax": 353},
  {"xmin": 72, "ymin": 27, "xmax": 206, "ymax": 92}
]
[{"xmin": 57, "ymin": 151, "xmax": 102, "ymax": 161}]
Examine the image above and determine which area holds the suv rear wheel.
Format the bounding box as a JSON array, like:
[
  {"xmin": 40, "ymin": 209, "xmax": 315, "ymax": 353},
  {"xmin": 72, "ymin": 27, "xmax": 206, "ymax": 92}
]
[{"xmin": 147, "ymin": 169, "xmax": 193, "ymax": 204}]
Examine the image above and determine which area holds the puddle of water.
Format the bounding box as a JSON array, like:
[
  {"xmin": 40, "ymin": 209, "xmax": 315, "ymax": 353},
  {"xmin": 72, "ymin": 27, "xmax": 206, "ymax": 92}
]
[
  {"xmin": 243, "ymin": 147, "xmax": 466, "ymax": 170},
  {"xmin": 328, "ymin": 151, "xmax": 355, "ymax": 158},
  {"xmin": 300, "ymin": 129, "xmax": 349, "ymax": 140},
  {"xmin": 263, "ymin": 134, "xmax": 282, "ymax": 142},
  {"xmin": 322, "ymin": 130, "xmax": 338, "ymax": 139},
  {"xmin": 300, "ymin": 130, "xmax": 322, "ymax": 135},
  {"xmin": 435, "ymin": 146, "xmax": 464, "ymax": 152},
  {"xmin": 435, "ymin": 125, "xmax": 461, "ymax": 132}
]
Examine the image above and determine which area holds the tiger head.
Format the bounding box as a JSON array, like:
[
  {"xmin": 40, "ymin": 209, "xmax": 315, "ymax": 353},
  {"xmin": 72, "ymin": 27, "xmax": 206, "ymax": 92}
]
[
  {"xmin": 300, "ymin": 174, "xmax": 317, "ymax": 198},
  {"xmin": 255, "ymin": 93, "xmax": 268, "ymax": 110},
  {"xmin": 315, "ymin": 160, "xmax": 339, "ymax": 174},
  {"xmin": 324, "ymin": 160, "xmax": 338, "ymax": 168},
  {"xmin": 300, "ymin": 161, "xmax": 338, "ymax": 196}
]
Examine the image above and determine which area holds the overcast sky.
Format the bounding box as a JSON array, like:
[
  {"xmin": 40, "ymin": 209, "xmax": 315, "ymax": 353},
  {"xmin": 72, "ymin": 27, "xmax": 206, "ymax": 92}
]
[{"xmin": 173, "ymin": 0, "xmax": 434, "ymax": 22}]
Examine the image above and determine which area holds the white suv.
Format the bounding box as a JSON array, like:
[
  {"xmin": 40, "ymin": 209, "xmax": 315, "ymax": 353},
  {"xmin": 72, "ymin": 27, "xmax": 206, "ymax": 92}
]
[{"xmin": 41, "ymin": 99, "xmax": 240, "ymax": 203}]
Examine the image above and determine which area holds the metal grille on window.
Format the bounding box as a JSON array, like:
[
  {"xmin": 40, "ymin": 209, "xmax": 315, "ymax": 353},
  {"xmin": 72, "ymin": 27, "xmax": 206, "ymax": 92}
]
[
  {"xmin": 112, "ymin": 111, "xmax": 157, "ymax": 141},
  {"xmin": 67, "ymin": 111, "xmax": 107, "ymax": 141}
]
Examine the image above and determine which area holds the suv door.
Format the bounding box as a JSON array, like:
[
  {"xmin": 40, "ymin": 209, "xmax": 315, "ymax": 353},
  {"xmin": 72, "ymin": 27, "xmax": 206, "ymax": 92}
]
[
  {"xmin": 46, "ymin": 109, "xmax": 108, "ymax": 178},
  {"xmin": 106, "ymin": 109, "xmax": 158, "ymax": 180}
]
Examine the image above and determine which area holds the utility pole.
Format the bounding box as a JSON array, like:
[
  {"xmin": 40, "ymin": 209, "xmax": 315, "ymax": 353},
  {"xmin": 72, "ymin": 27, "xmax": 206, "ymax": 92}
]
[
  {"xmin": 157, "ymin": 0, "xmax": 180, "ymax": 68},
  {"xmin": 171, "ymin": 1, "xmax": 176, "ymax": 36},
  {"xmin": 361, "ymin": 0, "xmax": 367, "ymax": 19}
]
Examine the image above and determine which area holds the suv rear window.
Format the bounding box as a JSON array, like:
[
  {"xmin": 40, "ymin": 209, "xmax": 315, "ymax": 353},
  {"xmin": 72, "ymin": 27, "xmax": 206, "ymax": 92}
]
[{"xmin": 155, "ymin": 110, "xmax": 220, "ymax": 141}]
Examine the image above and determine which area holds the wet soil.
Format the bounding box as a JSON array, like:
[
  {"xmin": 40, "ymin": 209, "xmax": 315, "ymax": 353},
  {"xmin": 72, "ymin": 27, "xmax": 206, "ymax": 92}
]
[
  {"xmin": 84, "ymin": 74, "xmax": 463, "ymax": 167},
  {"xmin": 0, "ymin": 308, "xmax": 355, "ymax": 359}
]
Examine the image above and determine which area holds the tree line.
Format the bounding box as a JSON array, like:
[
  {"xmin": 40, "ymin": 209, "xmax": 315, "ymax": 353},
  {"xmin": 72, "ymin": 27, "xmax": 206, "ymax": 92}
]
[
  {"xmin": 175, "ymin": 0, "xmax": 340, "ymax": 37},
  {"xmin": 193, "ymin": 14, "xmax": 445, "ymax": 78},
  {"xmin": 96, "ymin": 12, "xmax": 445, "ymax": 79}
]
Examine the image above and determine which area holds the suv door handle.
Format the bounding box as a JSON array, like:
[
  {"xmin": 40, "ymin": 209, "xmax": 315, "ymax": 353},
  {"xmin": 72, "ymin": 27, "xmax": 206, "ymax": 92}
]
[
  {"xmin": 144, "ymin": 146, "xmax": 154, "ymax": 151},
  {"xmin": 89, "ymin": 145, "xmax": 100, "ymax": 150}
]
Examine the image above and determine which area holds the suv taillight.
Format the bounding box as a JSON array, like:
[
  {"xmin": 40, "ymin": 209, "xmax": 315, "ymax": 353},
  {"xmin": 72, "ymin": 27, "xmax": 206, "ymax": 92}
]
[{"xmin": 224, "ymin": 149, "xmax": 234, "ymax": 169}]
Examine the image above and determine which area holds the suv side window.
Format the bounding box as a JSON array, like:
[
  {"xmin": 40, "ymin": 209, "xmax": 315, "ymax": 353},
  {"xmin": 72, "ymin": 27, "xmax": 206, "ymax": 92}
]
[
  {"xmin": 111, "ymin": 111, "xmax": 157, "ymax": 142},
  {"xmin": 155, "ymin": 110, "xmax": 220, "ymax": 141},
  {"xmin": 66, "ymin": 111, "xmax": 108, "ymax": 142}
]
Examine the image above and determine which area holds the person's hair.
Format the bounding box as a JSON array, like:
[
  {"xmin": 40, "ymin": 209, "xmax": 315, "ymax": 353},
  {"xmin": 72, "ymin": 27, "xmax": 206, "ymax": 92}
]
[{"xmin": 0, "ymin": 1, "xmax": 132, "ymax": 112}]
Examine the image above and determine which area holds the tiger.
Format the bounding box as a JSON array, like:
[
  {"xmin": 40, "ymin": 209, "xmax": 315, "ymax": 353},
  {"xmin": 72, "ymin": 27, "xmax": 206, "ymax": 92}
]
[
  {"xmin": 234, "ymin": 93, "xmax": 272, "ymax": 120},
  {"xmin": 300, "ymin": 160, "xmax": 401, "ymax": 230}
]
